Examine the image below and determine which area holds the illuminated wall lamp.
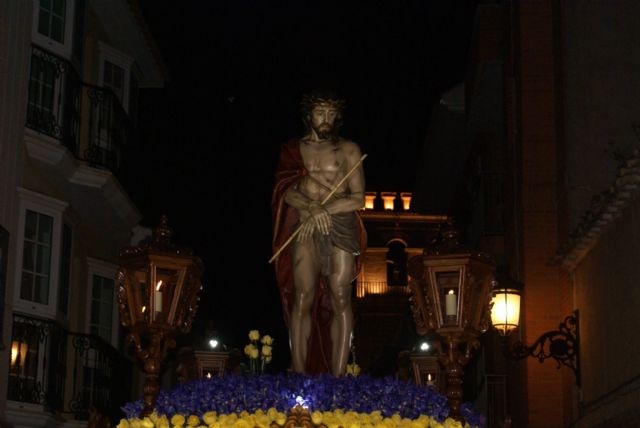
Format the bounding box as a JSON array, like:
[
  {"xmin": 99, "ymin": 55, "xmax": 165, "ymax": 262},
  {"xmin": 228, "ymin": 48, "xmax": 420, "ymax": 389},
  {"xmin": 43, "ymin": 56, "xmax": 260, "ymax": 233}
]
[
  {"xmin": 11, "ymin": 341, "xmax": 28, "ymax": 368},
  {"xmin": 490, "ymin": 281, "xmax": 580, "ymax": 386},
  {"xmin": 364, "ymin": 192, "xmax": 377, "ymax": 210}
]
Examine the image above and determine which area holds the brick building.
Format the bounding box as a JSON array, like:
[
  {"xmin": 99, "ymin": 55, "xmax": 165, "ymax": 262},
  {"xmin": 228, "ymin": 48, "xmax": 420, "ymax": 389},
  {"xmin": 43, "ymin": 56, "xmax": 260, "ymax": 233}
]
[{"xmin": 417, "ymin": 1, "xmax": 640, "ymax": 426}]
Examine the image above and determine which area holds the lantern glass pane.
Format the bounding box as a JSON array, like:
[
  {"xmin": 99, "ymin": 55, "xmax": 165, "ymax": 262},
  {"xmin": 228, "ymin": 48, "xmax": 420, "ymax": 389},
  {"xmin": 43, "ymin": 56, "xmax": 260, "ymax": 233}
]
[
  {"xmin": 153, "ymin": 268, "xmax": 178, "ymax": 323},
  {"xmin": 491, "ymin": 290, "xmax": 520, "ymax": 334},
  {"xmin": 435, "ymin": 271, "xmax": 460, "ymax": 323},
  {"xmin": 132, "ymin": 270, "xmax": 148, "ymax": 323}
]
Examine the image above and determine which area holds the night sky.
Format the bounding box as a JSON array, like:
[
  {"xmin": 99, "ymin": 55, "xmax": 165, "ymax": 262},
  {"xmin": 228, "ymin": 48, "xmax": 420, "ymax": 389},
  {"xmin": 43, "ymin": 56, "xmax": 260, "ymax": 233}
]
[{"xmin": 124, "ymin": 1, "xmax": 477, "ymax": 369}]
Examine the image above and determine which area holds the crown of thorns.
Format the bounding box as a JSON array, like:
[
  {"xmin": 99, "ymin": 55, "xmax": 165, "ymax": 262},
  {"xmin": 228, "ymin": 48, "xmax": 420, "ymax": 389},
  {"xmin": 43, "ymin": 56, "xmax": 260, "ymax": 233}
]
[{"xmin": 301, "ymin": 93, "xmax": 346, "ymax": 112}]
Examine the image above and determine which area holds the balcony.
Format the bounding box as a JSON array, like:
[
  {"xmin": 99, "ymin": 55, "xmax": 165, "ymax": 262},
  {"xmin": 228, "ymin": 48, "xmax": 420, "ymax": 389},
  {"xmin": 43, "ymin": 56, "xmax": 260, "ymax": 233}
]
[
  {"xmin": 8, "ymin": 313, "xmax": 131, "ymax": 422},
  {"xmin": 26, "ymin": 45, "xmax": 134, "ymax": 175},
  {"xmin": 356, "ymin": 281, "xmax": 412, "ymax": 298}
]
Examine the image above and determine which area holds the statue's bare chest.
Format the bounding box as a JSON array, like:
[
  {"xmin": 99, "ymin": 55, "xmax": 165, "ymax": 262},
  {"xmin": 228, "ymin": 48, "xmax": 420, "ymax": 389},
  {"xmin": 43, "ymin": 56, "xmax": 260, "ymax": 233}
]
[{"xmin": 300, "ymin": 142, "xmax": 345, "ymax": 174}]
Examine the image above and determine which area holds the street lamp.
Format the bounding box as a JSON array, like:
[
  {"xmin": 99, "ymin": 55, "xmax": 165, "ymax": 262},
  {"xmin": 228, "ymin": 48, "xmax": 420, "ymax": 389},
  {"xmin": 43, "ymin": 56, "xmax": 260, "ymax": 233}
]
[
  {"xmin": 490, "ymin": 285, "xmax": 521, "ymax": 335},
  {"xmin": 489, "ymin": 278, "xmax": 580, "ymax": 385},
  {"xmin": 408, "ymin": 225, "xmax": 495, "ymax": 421},
  {"xmin": 117, "ymin": 215, "xmax": 204, "ymax": 416}
]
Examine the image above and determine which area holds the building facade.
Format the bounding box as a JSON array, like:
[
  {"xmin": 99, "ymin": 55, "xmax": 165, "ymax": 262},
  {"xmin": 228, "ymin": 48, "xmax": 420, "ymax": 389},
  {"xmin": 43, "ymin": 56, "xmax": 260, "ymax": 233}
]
[
  {"xmin": 0, "ymin": 0, "xmax": 166, "ymax": 426},
  {"xmin": 439, "ymin": 1, "xmax": 640, "ymax": 426},
  {"xmin": 353, "ymin": 191, "xmax": 446, "ymax": 376}
]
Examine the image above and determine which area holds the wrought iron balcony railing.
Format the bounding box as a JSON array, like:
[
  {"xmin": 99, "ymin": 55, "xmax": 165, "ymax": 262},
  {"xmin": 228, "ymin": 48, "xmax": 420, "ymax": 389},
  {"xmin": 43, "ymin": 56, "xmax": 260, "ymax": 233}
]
[
  {"xmin": 355, "ymin": 281, "xmax": 412, "ymax": 298},
  {"xmin": 8, "ymin": 313, "xmax": 131, "ymax": 422},
  {"xmin": 26, "ymin": 44, "xmax": 134, "ymax": 174}
]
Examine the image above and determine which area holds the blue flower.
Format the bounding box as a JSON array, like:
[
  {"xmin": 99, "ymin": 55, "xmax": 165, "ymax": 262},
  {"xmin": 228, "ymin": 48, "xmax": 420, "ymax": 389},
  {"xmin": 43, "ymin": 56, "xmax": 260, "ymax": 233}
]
[{"xmin": 121, "ymin": 374, "xmax": 484, "ymax": 427}]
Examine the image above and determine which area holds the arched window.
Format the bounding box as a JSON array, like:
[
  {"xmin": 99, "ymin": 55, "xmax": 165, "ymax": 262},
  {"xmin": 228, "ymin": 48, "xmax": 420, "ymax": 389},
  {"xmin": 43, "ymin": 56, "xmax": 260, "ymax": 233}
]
[{"xmin": 386, "ymin": 239, "xmax": 408, "ymax": 286}]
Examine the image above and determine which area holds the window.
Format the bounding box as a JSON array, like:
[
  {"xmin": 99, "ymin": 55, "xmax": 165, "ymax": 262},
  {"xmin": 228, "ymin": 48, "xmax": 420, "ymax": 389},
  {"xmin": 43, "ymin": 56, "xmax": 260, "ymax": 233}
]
[
  {"xmin": 57, "ymin": 224, "xmax": 72, "ymax": 315},
  {"xmin": 13, "ymin": 188, "xmax": 68, "ymax": 317},
  {"xmin": 129, "ymin": 71, "xmax": 139, "ymax": 125},
  {"xmin": 71, "ymin": 0, "xmax": 85, "ymax": 60},
  {"xmin": 386, "ymin": 240, "xmax": 408, "ymax": 286},
  {"xmin": 20, "ymin": 210, "xmax": 53, "ymax": 304},
  {"xmin": 90, "ymin": 275, "xmax": 114, "ymax": 343},
  {"xmin": 0, "ymin": 226, "xmax": 8, "ymax": 351},
  {"xmin": 98, "ymin": 42, "xmax": 134, "ymax": 112},
  {"xmin": 103, "ymin": 61, "xmax": 125, "ymax": 103},
  {"xmin": 27, "ymin": 51, "xmax": 59, "ymax": 136},
  {"xmin": 91, "ymin": 44, "xmax": 135, "ymax": 169},
  {"xmin": 37, "ymin": 0, "xmax": 67, "ymax": 44},
  {"xmin": 32, "ymin": 0, "xmax": 77, "ymax": 58},
  {"xmin": 86, "ymin": 258, "xmax": 118, "ymax": 346}
]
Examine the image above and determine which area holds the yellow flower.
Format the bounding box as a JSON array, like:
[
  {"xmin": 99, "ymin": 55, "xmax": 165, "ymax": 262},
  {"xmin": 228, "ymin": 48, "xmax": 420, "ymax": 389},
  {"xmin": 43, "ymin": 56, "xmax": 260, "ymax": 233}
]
[
  {"xmin": 243, "ymin": 415, "xmax": 256, "ymax": 427},
  {"xmin": 443, "ymin": 419, "xmax": 463, "ymax": 428},
  {"xmin": 130, "ymin": 419, "xmax": 142, "ymax": 428},
  {"xmin": 249, "ymin": 348, "xmax": 259, "ymax": 359},
  {"xmin": 203, "ymin": 412, "xmax": 217, "ymax": 425},
  {"xmin": 311, "ymin": 411, "xmax": 323, "ymax": 425},
  {"xmin": 188, "ymin": 415, "xmax": 200, "ymax": 427},
  {"xmin": 261, "ymin": 335, "xmax": 273, "ymax": 345},
  {"xmin": 275, "ymin": 412, "xmax": 286, "ymax": 426},
  {"xmin": 239, "ymin": 411, "xmax": 249, "ymax": 418},
  {"xmin": 171, "ymin": 414, "xmax": 186, "ymax": 427},
  {"xmin": 256, "ymin": 414, "xmax": 272, "ymax": 428},
  {"xmin": 117, "ymin": 419, "xmax": 130, "ymax": 428},
  {"xmin": 244, "ymin": 344, "xmax": 257, "ymax": 356},
  {"xmin": 261, "ymin": 345, "xmax": 272, "ymax": 357},
  {"xmin": 232, "ymin": 419, "xmax": 251, "ymax": 428},
  {"xmin": 267, "ymin": 408, "xmax": 278, "ymax": 419},
  {"xmin": 157, "ymin": 416, "xmax": 170, "ymax": 428},
  {"xmin": 382, "ymin": 417, "xmax": 395, "ymax": 428},
  {"xmin": 346, "ymin": 363, "xmax": 361, "ymax": 376},
  {"xmin": 265, "ymin": 355, "xmax": 273, "ymax": 363},
  {"xmin": 141, "ymin": 418, "xmax": 155, "ymax": 428},
  {"xmin": 248, "ymin": 330, "xmax": 260, "ymax": 341},
  {"xmin": 209, "ymin": 423, "xmax": 221, "ymax": 428}
]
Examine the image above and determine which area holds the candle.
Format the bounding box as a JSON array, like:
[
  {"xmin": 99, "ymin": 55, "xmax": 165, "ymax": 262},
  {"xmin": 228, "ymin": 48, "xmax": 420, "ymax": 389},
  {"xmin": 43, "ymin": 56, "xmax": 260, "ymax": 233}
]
[
  {"xmin": 427, "ymin": 373, "xmax": 433, "ymax": 386},
  {"xmin": 154, "ymin": 280, "xmax": 163, "ymax": 313},
  {"xmin": 445, "ymin": 289, "xmax": 457, "ymax": 316}
]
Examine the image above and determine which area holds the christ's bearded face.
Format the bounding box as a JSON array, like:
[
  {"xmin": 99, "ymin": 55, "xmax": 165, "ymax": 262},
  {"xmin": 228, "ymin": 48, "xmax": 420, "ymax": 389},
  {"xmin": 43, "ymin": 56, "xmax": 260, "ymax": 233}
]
[{"xmin": 309, "ymin": 104, "xmax": 340, "ymax": 140}]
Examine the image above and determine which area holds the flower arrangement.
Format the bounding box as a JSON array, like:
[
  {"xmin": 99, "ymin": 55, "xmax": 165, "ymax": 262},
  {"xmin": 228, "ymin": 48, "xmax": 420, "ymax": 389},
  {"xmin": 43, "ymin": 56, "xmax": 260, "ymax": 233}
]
[
  {"xmin": 121, "ymin": 374, "xmax": 485, "ymax": 428},
  {"xmin": 118, "ymin": 408, "xmax": 472, "ymax": 428},
  {"xmin": 243, "ymin": 330, "xmax": 273, "ymax": 374}
]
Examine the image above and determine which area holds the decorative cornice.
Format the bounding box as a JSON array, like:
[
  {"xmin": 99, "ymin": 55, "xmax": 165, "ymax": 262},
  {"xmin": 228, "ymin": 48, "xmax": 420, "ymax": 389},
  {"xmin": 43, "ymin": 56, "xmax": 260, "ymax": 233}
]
[
  {"xmin": 361, "ymin": 212, "xmax": 450, "ymax": 223},
  {"xmin": 24, "ymin": 128, "xmax": 74, "ymax": 170},
  {"xmin": 551, "ymin": 149, "xmax": 640, "ymax": 269},
  {"xmin": 68, "ymin": 164, "xmax": 111, "ymax": 188},
  {"xmin": 126, "ymin": 0, "xmax": 170, "ymax": 82},
  {"xmin": 25, "ymin": 131, "xmax": 141, "ymax": 225}
]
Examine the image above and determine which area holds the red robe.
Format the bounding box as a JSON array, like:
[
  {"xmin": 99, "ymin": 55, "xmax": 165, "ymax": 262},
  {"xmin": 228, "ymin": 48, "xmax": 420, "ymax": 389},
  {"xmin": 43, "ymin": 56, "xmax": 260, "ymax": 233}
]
[{"xmin": 272, "ymin": 139, "xmax": 366, "ymax": 374}]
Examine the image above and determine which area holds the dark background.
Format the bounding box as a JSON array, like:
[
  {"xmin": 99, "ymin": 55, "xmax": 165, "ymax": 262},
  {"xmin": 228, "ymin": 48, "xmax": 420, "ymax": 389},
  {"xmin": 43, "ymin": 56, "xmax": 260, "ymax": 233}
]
[{"xmin": 123, "ymin": 1, "xmax": 478, "ymax": 370}]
